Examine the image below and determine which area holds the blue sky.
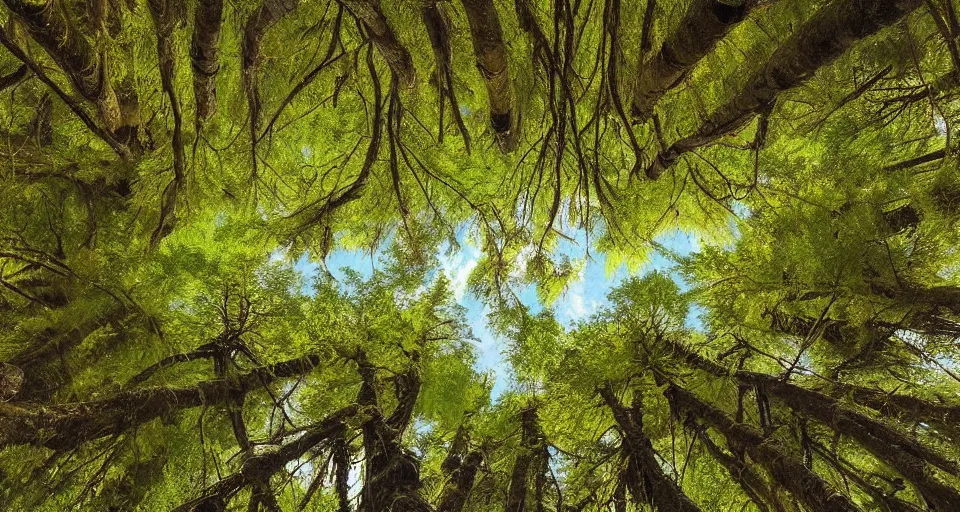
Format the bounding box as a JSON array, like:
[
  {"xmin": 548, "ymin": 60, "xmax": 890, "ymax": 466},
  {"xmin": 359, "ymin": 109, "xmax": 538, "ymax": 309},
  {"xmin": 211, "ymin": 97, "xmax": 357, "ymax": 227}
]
[{"xmin": 294, "ymin": 228, "xmax": 702, "ymax": 400}]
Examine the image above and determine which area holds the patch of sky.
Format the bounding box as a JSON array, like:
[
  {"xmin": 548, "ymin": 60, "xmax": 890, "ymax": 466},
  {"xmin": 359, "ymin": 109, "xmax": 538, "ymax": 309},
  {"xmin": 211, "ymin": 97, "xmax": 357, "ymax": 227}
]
[{"xmin": 282, "ymin": 226, "xmax": 711, "ymax": 401}]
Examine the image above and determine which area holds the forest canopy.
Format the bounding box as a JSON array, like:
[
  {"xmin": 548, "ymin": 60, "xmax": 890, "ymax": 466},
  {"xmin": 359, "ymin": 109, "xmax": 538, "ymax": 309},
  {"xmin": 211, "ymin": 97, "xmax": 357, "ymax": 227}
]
[{"xmin": 0, "ymin": 0, "xmax": 958, "ymax": 510}]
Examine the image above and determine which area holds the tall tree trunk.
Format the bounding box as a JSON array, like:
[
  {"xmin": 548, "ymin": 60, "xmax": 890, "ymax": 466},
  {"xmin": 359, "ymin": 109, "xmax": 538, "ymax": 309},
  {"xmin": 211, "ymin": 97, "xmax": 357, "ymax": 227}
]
[
  {"xmin": 826, "ymin": 382, "xmax": 960, "ymax": 439},
  {"xmin": 667, "ymin": 340, "xmax": 960, "ymax": 510},
  {"xmin": 3, "ymin": 0, "xmax": 125, "ymax": 131},
  {"xmin": 631, "ymin": 0, "xmax": 761, "ymax": 120},
  {"xmin": 341, "ymin": 0, "xmax": 416, "ymax": 89},
  {"xmin": 242, "ymin": 0, "xmax": 301, "ymax": 130},
  {"xmin": 354, "ymin": 352, "xmax": 432, "ymax": 512},
  {"xmin": 460, "ymin": 0, "xmax": 519, "ymax": 152},
  {"xmin": 0, "ymin": 354, "xmax": 322, "ymax": 450},
  {"xmin": 646, "ymin": 0, "xmax": 923, "ymax": 178},
  {"xmin": 599, "ymin": 385, "xmax": 702, "ymax": 512},
  {"xmin": 698, "ymin": 429, "xmax": 785, "ymax": 512},
  {"xmin": 190, "ymin": 0, "xmax": 224, "ymax": 126},
  {"xmin": 506, "ymin": 407, "xmax": 541, "ymax": 512},
  {"xmin": 665, "ymin": 384, "xmax": 860, "ymax": 512},
  {"xmin": 173, "ymin": 405, "xmax": 356, "ymax": 512}
]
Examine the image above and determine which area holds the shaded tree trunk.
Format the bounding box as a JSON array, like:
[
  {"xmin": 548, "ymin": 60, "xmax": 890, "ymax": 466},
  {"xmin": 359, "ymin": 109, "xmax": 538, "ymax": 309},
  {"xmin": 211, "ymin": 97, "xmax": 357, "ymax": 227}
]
[
  {"xmin": 646, "ymin": 0, "xmax": 923, "ymax": 178},
  {"xmin": 355, "ymin": 351, "xmax": 432, "ymax": 512},
  {"xmin": 506, "ymin": 407, "xmax": 541, "ymax": 512},
  {"xmin": 631, "ymin": 0, "xmax": 761, "ymax": 120},
  {"xmin": 460, "ymin": 0, "xmax": 519, "ymax": 152},
  {"xmin": 698, "ymin": 429, "xmax": 786, "ymax": 512},
  {"xmin": 0, "ymin": 354, "xmax": 321, "ymax": 450},
  {"xmin": 341, "ymin": 0, "xmax": 416, "ymax": 89},
  {"xmin": 599, "ymin": 385, "xmax": 701, "ymax": 512},
  {"xmin": 174, "ymin": 405, "xmax": 356, "ymax": 512},
  {"xmin": 190, "ymin": 0, "xmax": 225, "ymax": 126},
  {"xmin": 665, "ymin": 384, "xmax": 860, "ymax": 512},
  {"xmin": 667, "ymin": 340, "xmax": 960, "ymax": 510}
]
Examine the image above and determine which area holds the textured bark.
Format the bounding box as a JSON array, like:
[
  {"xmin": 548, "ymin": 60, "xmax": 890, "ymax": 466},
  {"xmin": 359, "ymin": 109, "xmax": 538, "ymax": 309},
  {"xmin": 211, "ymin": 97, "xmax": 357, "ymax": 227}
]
[
  {"xmin": 810, "ymin": 439, "xmax": 924, "ymax": 512},
  {"xmin": 699, "ymin": 430, "xmax": 785, "ymax": 512},
  {"xmin": 666, "ymin": 385, "xmax": 860, "ymax": 512},
  {"xmin": 0, "ymin": 64, "xmax": 28, "ymax": 93},
  {"xmin": 668, "ymin": 340, "xmax": 960, "ymax": 509},
  {"xmin": 7, "ymin": 305, "xmax": 130, "ymax": 402},
  {"xmin": 631, "ymin": 0, "xmax": 760, "ymax": 120},
  {"xmin": 756, "ymin": 377, "xmax": 960, "ymax": 509},
  {"xmin": 460, "ymin": 0, "xmax": 519, "ymax": 152},
  {"xmin": 422, "ymin": 1, "xmax": 471, "ymax": 150},
  {"xmin": 600, "ymin": 386, "xmax": 701, "ymax": 512},
  {"xmin": 341, "ymin": 0, "xmax": 416, "ymax": 89},
  {"xmin": 148, "ymin": 0, "xmax": 186, "ymax": 248},
  {"xmin": 646, "ymin": 0, "xmax": 923, "ymax": 178},
  {"xmin": 506, "ymin": 407, "xmax": 541, "ymax": 512},
  {"xmin": 0, "ymin": 354, "xmax": 321, "ymax": 450},
  {"xmin": 3, "ymin": 0, "xmax": 131, "ymax": 132},
  {"xmin": 243, "ymin": 0, "xmax": 301, "ymax": 129},
  {"xmin": 826, "ymin": 382, "xmax": 960, "ymax": 437},
  {"xmin": 190, "ymin": 0, "xmax": 224, "ymax": 126},
  {"xmin": 173, "ymin": 405, "xmax": 356, "ymax": 512},
  {"xmin": 354, "ymin": 352, "xmax": 432, "ymax": 512},
  {"xmin": 436, "ymin": 449, "xmax": 482, "ymax": 512}
]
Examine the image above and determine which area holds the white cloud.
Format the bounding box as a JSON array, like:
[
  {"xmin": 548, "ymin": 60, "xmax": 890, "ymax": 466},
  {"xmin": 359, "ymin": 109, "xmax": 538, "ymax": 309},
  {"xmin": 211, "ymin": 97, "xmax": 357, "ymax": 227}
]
[{"xmin": 440, "ymin": 248, "xmax": 479, "ymax": 301}]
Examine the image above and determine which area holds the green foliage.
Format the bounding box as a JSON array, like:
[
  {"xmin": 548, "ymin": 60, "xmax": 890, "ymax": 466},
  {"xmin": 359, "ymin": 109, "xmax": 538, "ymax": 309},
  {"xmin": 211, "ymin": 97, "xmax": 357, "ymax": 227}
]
[{"xmin": 1, "ymin": 0, "xmax": 959, "ymax": 510}]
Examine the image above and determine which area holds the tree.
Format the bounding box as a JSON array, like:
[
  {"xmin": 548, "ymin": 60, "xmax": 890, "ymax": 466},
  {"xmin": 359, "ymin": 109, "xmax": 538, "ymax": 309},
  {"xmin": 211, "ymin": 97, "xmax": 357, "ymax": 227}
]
[{"xmin": 0, "ymin": 0, "xmax": 959, "ymax": 510}]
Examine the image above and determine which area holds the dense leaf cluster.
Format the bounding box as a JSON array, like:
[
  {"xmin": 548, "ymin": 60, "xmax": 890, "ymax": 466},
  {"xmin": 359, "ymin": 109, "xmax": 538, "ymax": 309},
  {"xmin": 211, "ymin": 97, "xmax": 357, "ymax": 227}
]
[{"xmin": 0, "ymin": 0, "xmax": 958, "ymax": 510}]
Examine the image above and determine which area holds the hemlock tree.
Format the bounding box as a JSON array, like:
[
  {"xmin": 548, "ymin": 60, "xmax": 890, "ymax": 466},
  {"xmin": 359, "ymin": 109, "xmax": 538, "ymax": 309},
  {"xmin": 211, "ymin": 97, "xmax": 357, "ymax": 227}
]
[{"xmin": 0, "ymin": 0, "xmax": 958, "ymax": 510}]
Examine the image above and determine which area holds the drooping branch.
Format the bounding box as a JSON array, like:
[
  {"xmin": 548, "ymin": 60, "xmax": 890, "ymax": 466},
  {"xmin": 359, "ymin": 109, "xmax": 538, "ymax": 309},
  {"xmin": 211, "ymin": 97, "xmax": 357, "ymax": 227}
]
[
  {"xmin": 243, "ymin": 0, "xmax": 302, "ymax": 179},
  {"xmin": 599, "ymin": 385, "xmax": 701, "ymax": 512},
  {"xmin": 506, "ymin": 407, "xmax": 542, "ymax": 512},
  {"xmin": 173, "ymin": 405, "xmax": 356, "ymax": 512},
  {"xmin": 147, "ymin": 0, "xmax": 187, "ymax": 248},
  {"xmin": 340, "ymin": 0, "xmax": 416, "ymax": 89},
  {"xmin": 0, "ymin": 25, "xmax": 127, "ymax": 157},
  {"xmin": 667, "ymin": 339, "xmax": 960, "ymax": 509},
  {"xmin": 631, "ymin": 0, "xmax": 763, "ymax": 121},
  {"xmin": 460, "ymin": 0, "xmax": 519, "ymax": 152},
  {"xmin": 190, "ymin": 0, "xmax": 225, "ymax": 127},
  {"xmin": 421, "ymin": 1, "xmax": 471, "ymax": 151},
  {"xmin": 290, "ymin": 46, "xmax": 385, "ymax": 233},
  {"xmin": 123, "ymin": 348, "xmax": 217, "ymax": 389},
  {"xmin": 2, "ymin": 0, "xmax": 127, "ymax": 131},
  {"xmin": 354, "ymin": 350, "xmax": 432, "ymax": 512},
  {"xmin": 698, "ymin": 429, "xmax": 784, "ymax": 512},
  {"xmin": 646, "ymin": 0, "xmax": 923, "ymax": 179},
  {"xmin": 0, "ymin": 354, "xmax": 321, "ymax": 450},
  {"xmin": 665, "ymin": 384, "xmax": 860, "ymax": 512}
]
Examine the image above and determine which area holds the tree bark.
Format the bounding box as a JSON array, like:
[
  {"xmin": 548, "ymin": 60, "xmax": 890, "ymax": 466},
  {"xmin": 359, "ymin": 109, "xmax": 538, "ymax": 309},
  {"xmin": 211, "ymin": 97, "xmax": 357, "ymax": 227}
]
[
  {"xmin": 459, "ymin": 0, "xmax": 519, "ymax": 152},
  {"xmin": 173, "ymin": 405, "xmax": 356, "ymax": 512},
  {"xmin": 2, "ymin": 0, "xmax": 137, "ymax": 133},
  {"xmin": 631, "ymin": 0, "xmax": 760, "ymax": 121},
  {"xmin": 437, "ymin": 449, "xmax": 482, "ymax": 512},
  {"xmin": 354, "ymin": 351, "xmax": 432, "ymax": 512},
  {"xmin": 668, "ymin": 340, "xmax": 960, "ymax": 510},
  {"xmin": 698, "ymin": 430, "xmax": 785, "ymax": 512},
  {"xmin": 599, "ymin": 385, "xmax": 702, "ymax": 512},
  {"xmin": 341, "ymin": 0, "xmax": 416, "ymax": 89},
  {"xmin": 0, "ymin": 354, "xmax": 321, "ymax": 450},
  {"xmin": 826, "ymin": 382, "xmax": 960, "ymax": 438},
  {"xmin": 646, "ymin": 0, "xmax": 923, "ymax": 179},
  {"xmin": 506, "ymin": 407, "xmax": 541, "ymax": 512},
  {"xmin": 190, "ymin": 0, "xmax": 224, "ymax": 126},
  {"xmin": 243, "ymin": 0, "xmax": 301, "ymax": 129},
  {"xmin": 665, "ymin": 384, "xmax": 860, "ymax": 512}
]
